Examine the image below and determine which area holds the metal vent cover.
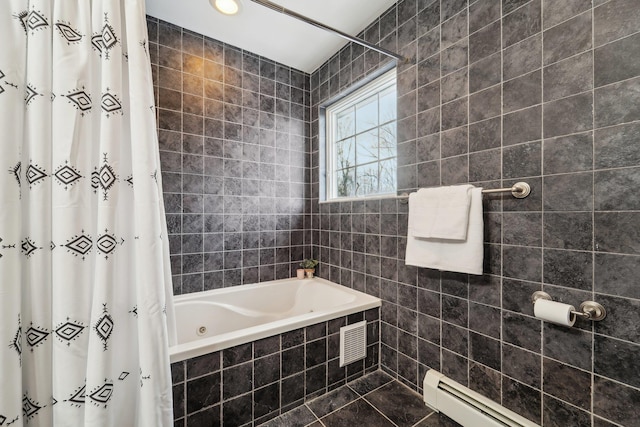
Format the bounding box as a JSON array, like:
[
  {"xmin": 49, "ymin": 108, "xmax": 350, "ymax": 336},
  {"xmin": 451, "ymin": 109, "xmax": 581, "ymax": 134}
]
[{"xmin": 339, "ymin": 320, "xmax": 367, "ymax": 367}]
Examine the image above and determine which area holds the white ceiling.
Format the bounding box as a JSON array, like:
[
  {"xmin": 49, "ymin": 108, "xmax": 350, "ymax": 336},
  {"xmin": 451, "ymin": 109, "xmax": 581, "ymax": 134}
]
[{"xmin": 145, "ymin": 0, "xmax": 397, "ymax": 73}]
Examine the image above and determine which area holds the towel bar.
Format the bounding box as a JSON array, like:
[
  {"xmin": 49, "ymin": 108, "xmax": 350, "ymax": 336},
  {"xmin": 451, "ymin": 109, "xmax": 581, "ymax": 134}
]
[{"xmin": 398, "ymin": 182, "xmax": 530, "ymax": 201}]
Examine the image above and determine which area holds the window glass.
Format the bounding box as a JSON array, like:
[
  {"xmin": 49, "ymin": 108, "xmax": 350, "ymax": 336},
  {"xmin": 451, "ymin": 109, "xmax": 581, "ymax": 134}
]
[{"xmin": 325, "ymin": 69, "xmax": 397, "ymax": 201}]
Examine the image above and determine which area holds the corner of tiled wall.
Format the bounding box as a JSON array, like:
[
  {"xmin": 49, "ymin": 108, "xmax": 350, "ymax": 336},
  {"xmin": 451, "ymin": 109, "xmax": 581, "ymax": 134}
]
[{"xmin": 147, "ymin": 16, "xmax": 312, "ymax": 296}]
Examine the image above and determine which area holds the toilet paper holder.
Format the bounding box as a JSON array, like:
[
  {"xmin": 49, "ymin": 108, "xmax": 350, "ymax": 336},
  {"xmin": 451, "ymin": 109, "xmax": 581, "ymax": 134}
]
[{"xmin": 531, "ymin": 291, "xmax": 607, "ymax": 321}]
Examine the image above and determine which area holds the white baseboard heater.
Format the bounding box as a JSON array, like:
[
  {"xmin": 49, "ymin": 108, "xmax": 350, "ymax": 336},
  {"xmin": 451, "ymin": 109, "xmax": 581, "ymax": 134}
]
[{"xmin": 423, "ymin": 370, "xmax": 540, "ymax": 427}]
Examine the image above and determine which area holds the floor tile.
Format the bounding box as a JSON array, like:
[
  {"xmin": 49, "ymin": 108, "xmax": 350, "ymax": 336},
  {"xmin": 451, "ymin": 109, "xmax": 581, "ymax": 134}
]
[
  {"xmin": 259, "ymin": 405, "xmax": 318, "ymax": 427},
  {"xmin": 365, "ymin": 381, "xmax": 434, "ymax": 427},
  {"xmin": 263, "ymin": 371, "xmax": 462, "ymax": 427},
  {"xmin": 307, "ymin": 385, "xmax": 360, "ymax": 418},
  {"xmin": 320, "ymin": 399, "xmax": 395, "ymax": 427},
  {"xmin": 414, "ymin": 412, "xmax": 462, "ymax": 427},
  {"xmin": 347, "ymin": 370, "xmax": 394, "ymax": 396}
]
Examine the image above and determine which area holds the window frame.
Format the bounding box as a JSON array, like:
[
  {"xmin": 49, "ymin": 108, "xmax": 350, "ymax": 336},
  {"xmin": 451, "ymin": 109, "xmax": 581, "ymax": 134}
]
[{"xmin": 323, "ymin": 67, "xmax": 398, "ymax": 202}]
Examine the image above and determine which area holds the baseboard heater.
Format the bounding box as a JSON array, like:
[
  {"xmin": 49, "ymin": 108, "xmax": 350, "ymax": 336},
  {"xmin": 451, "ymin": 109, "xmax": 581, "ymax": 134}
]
[{"xmin": 423, "ymin": 370, "xmax": 540, "ymax": 427}]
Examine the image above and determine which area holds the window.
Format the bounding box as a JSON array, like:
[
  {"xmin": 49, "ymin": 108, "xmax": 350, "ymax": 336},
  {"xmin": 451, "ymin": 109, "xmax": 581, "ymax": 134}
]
[{"xmin": 325, "ymin": 69, "xmax": 397, "ymax": 200}]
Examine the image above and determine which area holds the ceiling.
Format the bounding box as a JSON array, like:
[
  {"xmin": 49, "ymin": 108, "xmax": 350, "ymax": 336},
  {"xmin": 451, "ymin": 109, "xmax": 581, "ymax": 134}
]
[{"xmin": 145, "ymin": 0, "xmax": 397, "ymax": 74}]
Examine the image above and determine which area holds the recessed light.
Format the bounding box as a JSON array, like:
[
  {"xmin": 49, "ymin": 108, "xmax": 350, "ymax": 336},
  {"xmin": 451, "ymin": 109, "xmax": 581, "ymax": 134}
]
[{"xmin": 211, "ymin": 0, "xmax": 241, "ymax": 15}]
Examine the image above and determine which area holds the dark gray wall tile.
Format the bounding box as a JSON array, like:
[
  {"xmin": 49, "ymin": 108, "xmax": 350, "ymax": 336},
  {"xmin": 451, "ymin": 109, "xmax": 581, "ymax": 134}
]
[
  {"xmin": 469, "ymin": 302, "xmax": 501, "ymax": 338},
  {"xmin": 418, "ymin": 81, "xmax": 440, "ymax": 111},
  {"xmin": 470, "ymin": 332, "xmax": 501, "ymax": 370},
  {"xmin": 595, "ymin": 253, "xmax": 640, "ymax": 299},
  {"xmin": 417, "ymin": 107, "xmax": 441, "ymax": 137},
  {"xmin": 543, "ymin": 324, "xmax": 593, "ymax": 371},
  {"xmin": 442, "ymin": 0, "xmax": 468, "ymax": 22},
  {"xmin": 594, "ymin": 32, "xmax": 640, "ymax": 87},
  {"xmin": 543, "ymin": 92, "xmax": 593, "ymax": 139},
  {"xmin": 441, "ymin": 9, "xmax": 468, "ymax": 49},
  {"xmin": 503, "ymin": 212, "xmax": 542, "ymax": 247},
  {"xmin": 543, "ymin": 172, "xmax": 593, "ymax": 211},
  {"xmin": 595, "ymin": 335, "xmax": 640, "ymax": 388},
  {"xmin": 441, "ymin": 155, "xmax": 468, "ymax": 184},
  {"xmin": 544, "ymin": 212, "xmax": 593, "ymax": 251},
  {"xmin": 503, "ymin": 245, "xmax": 542, "ymax": 283},
  {"xmin": 418, "ymin": 1, "xmax": 441, "ymax": 35},
  {"xmin": 543, "ymin": 51, "xmax": 593, "ymax": 102},
  {"xmin": 470, "ymin": 20, "xmax": 502, "ymax": 63},
  {"xmin": 594, "ymin": 122, "xmax": 640, "ymax": 169},
  {"xmin": 441, "ymin": 39, "xmax": 469, "ymax": 75},
  {"xmin": 469, "ymin": 85, "xmax": 501, "ymax": 123},
  {"xmin": 594, "ymin": 294, "xmax": 640, "ymax": 343},
  {"xmin": 503, "ymin": 106, "xmax": 541, "ymax": 146},
  {"xmin": 417, "ymin": 28, "xmax": 441, "ymax": 63},
  {"xmin": 593, "ymin": 417, "xmax": 619, "ymax": 427},
  {"xmin": 442, "ymin": 97, "xmax": 469, "ymax": 130},
  {"xmin": 543, "ymin": 11, "xmax": 592, "ymax": 65},
  {"xmin": 543, "ymin": 358, "xmax": 591, "ymax": 410},
  {"xmin": 441, "ymin": 350, "xmax": 468, "ymax": 385},
  {"xmin": 543, "ymin": 395, "xmax": 591, "ymax": 427},
  {"xmin": 543, "ymin": 132, "xmax": 593, "ymax": 174},
  {"xmin": 543, "ymin": 0, "xmax": 592, "ymax": 29},
  {"xmin": 503, "ymin": 34, "xmax": 542, "ymax": 80},
  {"xmin": 595, "ymin": 76, "xmax": 640, "ymax": 128},
  {"xmin": 503, "ymin": 70, "xmax": 541, "ymax": 113},
  {"xmin": 441, "ymin": 68, "xmax": 468, "ymax": 103},
  {"xmin": 595, "ymin": 167, "xmax": 640, "ymax": 210},
  {"xmin": 470, "ymin": 0, "xmax": 501, "ymax": 33},
  {"xmin": 593, "ymin": 376, "xmax": 640, "ymax": 426},
  {"xmin": 502, "ymin": 0, "xmax": 542, "ymax": 48},
  {"xmin": 469, "ymin": 362, "xmax": 501, "ymax": 402},
  {"xmin": 503, "ymin": 343, "xmax": 541, "ymax": 388},
  {"xmin": 543, "ymin": 249, "xmax": 593, "ymax": 290},
  {"xmin": 502, "ymin": 141, "xmax": 542, "ymax": 179},
  {"xmin": 503, "ymin": 0, "xmax": 531, "ymax": 15},
  {"xmin": 595, "ymin": 212, "xmax": 640, "ymax": 255},
  {"xmin": 469, "ymin": 117, "xmax": 501, "ymax": 152},
  {"xmin": 594, "ymin": 0, "xmax": 640, "ymax": 46},
  {"xmin": 470, "ymin": 149, "xmax": 501, "ymax": 182},
  {"xmin": 186, "ymin": 372, "xmax": 221, "ymax": 414},
  {"xmin": 469, "ymin": 52, "xmax": 501, "ymax": 93},
  {"xmin": 502, "ymin": 278, "xmax": 540, "ymax": 315},
  {"xmin": 441, "ymin": 126, "xmax": 468, "ymax": 158},
  {"xmin": 502, "ymin": 377, "xmax": 542, "ymax": 424}
]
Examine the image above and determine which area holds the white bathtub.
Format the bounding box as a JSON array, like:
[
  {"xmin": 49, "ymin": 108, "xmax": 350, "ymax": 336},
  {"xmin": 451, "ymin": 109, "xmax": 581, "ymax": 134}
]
[{"xmin": 169, "ymin": 277, "xmax": 381, "ymax": 363}]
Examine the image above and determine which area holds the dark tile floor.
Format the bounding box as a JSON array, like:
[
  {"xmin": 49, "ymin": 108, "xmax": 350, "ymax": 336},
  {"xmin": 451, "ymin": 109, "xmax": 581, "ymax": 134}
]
[{"xmin": 260, "ymin": 371, "xmax": 462, "ymax": 427}]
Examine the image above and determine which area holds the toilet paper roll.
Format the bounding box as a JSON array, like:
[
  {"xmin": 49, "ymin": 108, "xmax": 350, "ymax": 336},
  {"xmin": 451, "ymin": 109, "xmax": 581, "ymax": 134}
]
[{"xmin": 534, "ymin": 299, "xmax": 576, "ymax": 327}]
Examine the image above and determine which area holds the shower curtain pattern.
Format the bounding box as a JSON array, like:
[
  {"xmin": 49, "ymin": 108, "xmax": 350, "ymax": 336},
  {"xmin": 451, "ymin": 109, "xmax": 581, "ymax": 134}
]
[{"xmin": 0, "ymin": 1, "xmax": 174, "ymax": 425}]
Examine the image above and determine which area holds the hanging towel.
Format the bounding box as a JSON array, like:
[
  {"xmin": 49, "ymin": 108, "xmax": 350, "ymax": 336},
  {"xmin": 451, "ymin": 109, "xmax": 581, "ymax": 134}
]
[
  {"xmin": 405, "ymin": 186, "xmax": 484, "ymax": 275},
  {"xmin": 408, "ymin": 184, "xmax": 474, "ymax": 240}
]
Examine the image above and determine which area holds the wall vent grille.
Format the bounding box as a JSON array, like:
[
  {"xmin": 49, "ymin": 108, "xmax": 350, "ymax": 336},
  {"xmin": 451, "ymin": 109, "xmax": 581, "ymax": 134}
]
[{"xmin": 339, "ymin": 320, "xmax": 367, "ymax": 367}]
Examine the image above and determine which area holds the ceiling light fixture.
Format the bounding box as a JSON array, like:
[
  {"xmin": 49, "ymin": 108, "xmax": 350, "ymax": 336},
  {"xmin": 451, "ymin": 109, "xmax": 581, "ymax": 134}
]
[{"xmin": 211, "ymin": 0, "xmax": 241, "ymax": 15}]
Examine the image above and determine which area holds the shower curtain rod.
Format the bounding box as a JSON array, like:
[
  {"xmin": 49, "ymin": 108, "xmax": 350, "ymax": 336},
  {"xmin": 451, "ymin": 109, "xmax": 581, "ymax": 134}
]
[{"xmin": 248, "ymin": 0, "xmax": 407, "ymax": 63}]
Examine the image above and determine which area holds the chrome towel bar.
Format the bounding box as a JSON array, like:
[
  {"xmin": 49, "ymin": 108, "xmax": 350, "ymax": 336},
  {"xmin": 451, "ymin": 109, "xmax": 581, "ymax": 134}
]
[{"xmin": 398, "ymin": 181, "xmax": 531, "ymax": 201}]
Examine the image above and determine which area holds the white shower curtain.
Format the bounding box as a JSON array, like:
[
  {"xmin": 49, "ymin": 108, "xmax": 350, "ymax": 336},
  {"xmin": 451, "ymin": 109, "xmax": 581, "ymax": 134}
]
[{"xmin": 0, "ymin": 0, "xmax": 175, "ymax": 425}]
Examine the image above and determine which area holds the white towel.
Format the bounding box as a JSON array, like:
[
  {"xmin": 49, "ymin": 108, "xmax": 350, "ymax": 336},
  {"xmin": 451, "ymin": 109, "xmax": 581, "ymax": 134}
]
[
  {"xmin": 408, "ymin": 184, "xmax": 474, "ymax": 240},
  {"xmin": 405, "ymin": 186, "xmax": 484, "ymax": 275}
]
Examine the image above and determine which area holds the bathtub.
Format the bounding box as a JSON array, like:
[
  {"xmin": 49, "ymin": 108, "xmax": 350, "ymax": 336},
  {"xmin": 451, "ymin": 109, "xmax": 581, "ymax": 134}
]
[{"xmin": 169, "ymin": 277, "xmax": 381, "ymax": 363}]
